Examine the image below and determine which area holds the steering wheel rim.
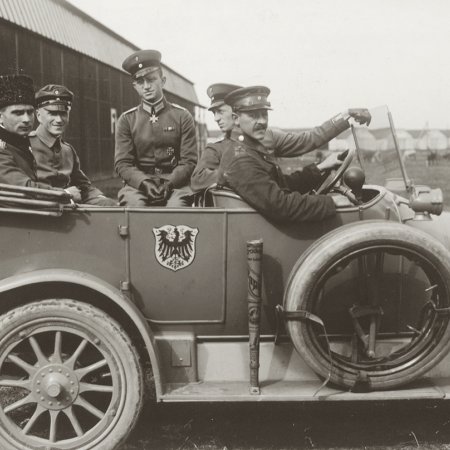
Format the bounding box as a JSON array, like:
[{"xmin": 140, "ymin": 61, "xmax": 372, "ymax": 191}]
[{"xmin": 316, "ymin": 147, "xmax": 355, "ymax": 194}]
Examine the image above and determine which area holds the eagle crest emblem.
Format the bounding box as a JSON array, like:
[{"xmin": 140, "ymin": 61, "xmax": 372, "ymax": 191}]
[{"xmin": 153, "ymin": 225, "xmax": 199, "ymax": 271}]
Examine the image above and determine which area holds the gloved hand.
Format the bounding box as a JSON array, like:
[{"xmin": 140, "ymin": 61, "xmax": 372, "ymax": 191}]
[
  {"xmin": 140, "ymin": 179, "xmax": 165, "ymax": 204},
  {"xmin": 348, "ymin": 108, "xmax": 372, "ymax": 126},
  {"xmin": 159, "ymin": 180, "xmax": 173, "ymax": 201},
  {"xmin": 317, "ymin": 152, "xmax": 344, "ymax": 172},
  {"xmin": 64, "ymin": 185, "xmax": 82, "ymax": 203}
]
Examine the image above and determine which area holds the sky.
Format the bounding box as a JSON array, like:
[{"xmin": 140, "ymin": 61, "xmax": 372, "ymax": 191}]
[{"xmin": 70, "ymin": 0, "xmax": 450, "ymax": 131}]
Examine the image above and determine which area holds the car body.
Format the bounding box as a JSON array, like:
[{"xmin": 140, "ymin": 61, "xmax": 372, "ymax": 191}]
[{"xmin": 1, "ymin": 106, "xmax": 450, "ymax": 449}]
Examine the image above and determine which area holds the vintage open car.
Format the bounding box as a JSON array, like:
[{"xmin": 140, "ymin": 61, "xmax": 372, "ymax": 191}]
[{"xmin": 0, "ymin": 106, "xmax": 450, "ymax": 449}]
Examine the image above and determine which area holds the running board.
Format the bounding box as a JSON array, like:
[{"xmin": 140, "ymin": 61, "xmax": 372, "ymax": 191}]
[{"xmin": 161, "ymin": 378, "xmax": 449, "ymax": 402}]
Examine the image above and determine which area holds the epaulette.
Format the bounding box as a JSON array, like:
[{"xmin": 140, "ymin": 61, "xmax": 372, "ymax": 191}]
[
  {"xmin": 171, "ymin": 103, "xmax": 187, "ymax": 111},
  {"xmin": 122, "ymin": 106, "xmax": 138, "ymax": 115},
  {"xmin": 28, "ymin": 130, "xmax": 37, "ymax": 137}
]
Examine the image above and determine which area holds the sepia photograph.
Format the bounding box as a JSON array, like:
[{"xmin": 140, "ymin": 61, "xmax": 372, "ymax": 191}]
[{"xmin": 1, "ymin": 0, "xmax": 450, "ymax": 448}]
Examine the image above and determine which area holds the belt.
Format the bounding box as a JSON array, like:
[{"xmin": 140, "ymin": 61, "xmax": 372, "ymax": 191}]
[{"xmin": 144, "ymin": 166, "xmax": 173, "ymax": 175}]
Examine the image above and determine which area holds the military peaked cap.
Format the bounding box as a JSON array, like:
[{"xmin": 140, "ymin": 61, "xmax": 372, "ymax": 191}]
[
  {"xmin": 35, "ymin": 84, "xmax": 73, "ymax": 111},
  {"xmin": 0, "ymin": 74, "xmax": 35, "ymax": 109},
  {"xmin": 122, "ymin": 49, "xmax": 162, "ymax": 79},
  {"xmin": 224, "ymin": 86, "xmax": 272, "ymax": 112},
  {"xmin": 206, "ymin": 83, "xmax": 242, "ymax": 111}
]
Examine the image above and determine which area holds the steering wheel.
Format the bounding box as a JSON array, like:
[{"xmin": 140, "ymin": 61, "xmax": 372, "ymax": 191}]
[{"xmin": 316, "ymin": 147, "xmax": 355, "ymax": 194}]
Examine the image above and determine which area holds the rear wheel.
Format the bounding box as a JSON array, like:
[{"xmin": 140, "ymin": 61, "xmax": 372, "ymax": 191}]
[
  {"xmin": 0, "ymin": 299, "xmax": 143, "ymax": 449},
  {"xmin": 284, "ymin": 221, "xmax": 450, "ymax": 391}
]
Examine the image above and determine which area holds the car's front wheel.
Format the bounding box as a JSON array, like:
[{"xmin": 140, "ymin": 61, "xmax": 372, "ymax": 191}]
[
  {"xmin": 0, "ymin": 299, "xmax": 143, "ymax": 449},
  {"xmin": 284, "ymin": 221, "xmax": 450, "ymax": 391}
]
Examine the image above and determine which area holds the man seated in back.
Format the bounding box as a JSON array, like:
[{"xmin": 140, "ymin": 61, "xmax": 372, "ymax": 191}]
[
  {"xmin": 217, "ymin": 86, "xmax": 371, "ymax": 223},
  {"xmin": 0, "ymin": 73, "xmax": 56, "ymax": 188},
  {"xmin": 30, "ymin": 84, "xmax": 116, "ymax": 206}
]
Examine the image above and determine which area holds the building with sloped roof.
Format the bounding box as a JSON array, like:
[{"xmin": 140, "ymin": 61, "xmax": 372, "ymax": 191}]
[{"xmin": 0, "ymin": 0, "xmax": 206, "ymax": 179}]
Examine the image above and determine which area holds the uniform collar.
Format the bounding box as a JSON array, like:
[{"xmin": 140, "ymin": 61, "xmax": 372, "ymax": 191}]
[
  {"xmin": 36, "ymin": 125, "xmax": 60, "ymax": 149},
  {"xmin": 0, "ymin": 125, "xmax": 31, "ymax": 153},
  {"xmin": 142, "ymin": 96, "xmax": 167, "ymax": 115},
  {"xmin": 229, "ymin": 128, "xmax": 266, "ymax": 152}
]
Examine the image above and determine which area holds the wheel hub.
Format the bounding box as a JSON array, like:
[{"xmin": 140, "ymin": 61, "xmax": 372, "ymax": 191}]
[{"xmin": 31, "ymin": 364, "xmax": 79, "ymax": 410}]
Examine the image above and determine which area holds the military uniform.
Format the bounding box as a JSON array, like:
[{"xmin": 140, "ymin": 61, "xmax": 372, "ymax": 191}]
[
  {"xmin": 115, "ymin": 99, "xmax": 197, "ymax": 202},
  {"xmin": 30, "ymin": 129, "xmax": 106, "ymax": 203},
  {"xmin": 214, "ymin": 85, "xmax": 366, "ymax": 223},
  {"xmin": 0, "ymin": 74, "xmax": 51, "ymax": 188},
  {"xmin": 217, "ymin": 132, "xmax": 336, "ymax": 223},
  {"xmin": 191, "ymin": 83, "xmax": 240, "ymax": 192},
  {"xmin": 191, "ymin": 118, "xmax": 350, "ymax": 192},
  {"xmin": 31, "ymin": 84, "xmax": 116, "ymax": 206},
  {"xmin": 0, "ymin": 126, "xmax": 51, "ymax": 188},
  {"xmin": 115, "ymin": 49, "xmax": 197, "ymax": 206}
]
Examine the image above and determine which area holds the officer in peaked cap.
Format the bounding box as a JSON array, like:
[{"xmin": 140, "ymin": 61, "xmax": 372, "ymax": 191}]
[
  {"xmin": 191, "ymin": 82, "xmax": 241, "ymax": 192},
  {"xmin": 207, "ymin": 83, "xmax": 242, "ymax": 133},
  {"xmin": 35, "ymin": 84, "xmax": 73, "ymax": 111},
  {"xmin": 0, "ymin": 74, "xmax": 56, "ymax": 188},
  {"xmin": 207, "ymin": 83, "xmax": 242, "ymax": 112},
  {"xmin": 212, "ymin": 84, "xmax": 372, "ymax": 223},
  {"xmin": 115, "ymin": 49, "xmax": 197, "ymax": 207},
  {"xmin": 224, "ymin": 85, "xmax": 272, "ymax": 113},
  {"xmin": 122, "ymin": 49, "xmax": 162, "ymax": 79},
  {"xmin": 29, "ymin": 84, "xmax": 116, "ymax": 206},
  {"xmin": 191, "ymin": 82, "xmax": 370, "ymax": 194}
]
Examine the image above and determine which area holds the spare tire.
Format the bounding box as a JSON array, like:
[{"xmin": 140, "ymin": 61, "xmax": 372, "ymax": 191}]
[{"xmin": 284, "ymin": 220, "xmax": 450, "ymax": 391}]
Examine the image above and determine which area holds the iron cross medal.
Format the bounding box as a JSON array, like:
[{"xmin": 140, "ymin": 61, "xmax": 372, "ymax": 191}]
[{"xmin": 149, "ymin": 113, "xmax": 158, "ymax": 123}]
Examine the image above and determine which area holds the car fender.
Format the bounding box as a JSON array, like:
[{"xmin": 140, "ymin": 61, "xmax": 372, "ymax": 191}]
[{"xmin": 0, "ymin": 268, "xmax": 163, "ymax": 398}]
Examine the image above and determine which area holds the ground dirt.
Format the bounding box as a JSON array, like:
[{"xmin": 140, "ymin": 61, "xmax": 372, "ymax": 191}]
[{"xmin": 121, "ymin": 399, "xmax": 450, "ymax": 449}]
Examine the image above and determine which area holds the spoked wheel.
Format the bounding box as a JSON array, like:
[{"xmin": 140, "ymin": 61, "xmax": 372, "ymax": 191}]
[
  {"xmin": 0, "ymin": 299, "xmax": 143, "ymax": 449},
  {"xmin": 284, "ymin": 221, "xmax": 450, "ymax": 391}
]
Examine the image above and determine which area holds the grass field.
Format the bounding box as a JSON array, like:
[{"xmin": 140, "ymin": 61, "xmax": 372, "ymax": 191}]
[{"xmin": 278, "ymin": 152, "xmax": 450, "ymax": 209}]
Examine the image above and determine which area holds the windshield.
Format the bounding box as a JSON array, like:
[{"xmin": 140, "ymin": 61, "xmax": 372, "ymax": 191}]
[
  {"xmin": 278, "ymin": 105, "xmax": 411, "ymax": 193},
  {"xmin": 350, "ymin": 105, "xmax": 411, "ymax": 192}
]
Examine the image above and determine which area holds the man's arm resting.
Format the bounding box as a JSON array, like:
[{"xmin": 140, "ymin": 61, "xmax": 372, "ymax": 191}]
[{"xmin": 168, "ymin": 112, "xmax": 198, "ymax": 188}]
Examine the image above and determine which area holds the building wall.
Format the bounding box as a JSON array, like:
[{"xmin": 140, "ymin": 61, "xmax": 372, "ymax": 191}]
[{"xmin": 0, "ymin": 19, "xmax": 200, "ymax": 180}]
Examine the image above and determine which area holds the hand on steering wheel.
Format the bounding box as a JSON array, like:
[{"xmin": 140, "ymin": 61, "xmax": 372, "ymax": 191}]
[{"xmin": 316, "ymin": 147, "xmax": 355, "ymax": 194}]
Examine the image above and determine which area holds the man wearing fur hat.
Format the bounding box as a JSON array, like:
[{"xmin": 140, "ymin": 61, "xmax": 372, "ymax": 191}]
[{"xmin": 0, "ymin": 74, "xmax": 52, "ymax": 188}]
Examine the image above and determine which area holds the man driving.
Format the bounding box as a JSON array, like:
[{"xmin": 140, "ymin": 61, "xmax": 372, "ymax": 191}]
[
  {"xmin": 191, "ymin": 82, "xmax": 371, "ymax": 193},
  {"xmin": 216, "ymin": 86, "xmax": 371, "ymax": 223}
]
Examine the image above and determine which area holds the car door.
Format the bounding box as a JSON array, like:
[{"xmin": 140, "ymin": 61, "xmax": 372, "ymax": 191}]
[{"xmin": 128, "ymin": 208, "xmax": 227, "ymax": 322}]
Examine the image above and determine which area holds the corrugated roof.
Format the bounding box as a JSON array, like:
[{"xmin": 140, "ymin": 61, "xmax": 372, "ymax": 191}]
[{"xmin": 0, "ymin": 0, "xmax": 201, "ymax": 106}]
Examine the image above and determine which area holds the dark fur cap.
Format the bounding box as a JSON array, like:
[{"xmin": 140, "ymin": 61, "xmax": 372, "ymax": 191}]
[{"xmin": 0, "ymin": 74, "xmax": 35, "ymax": 109}]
